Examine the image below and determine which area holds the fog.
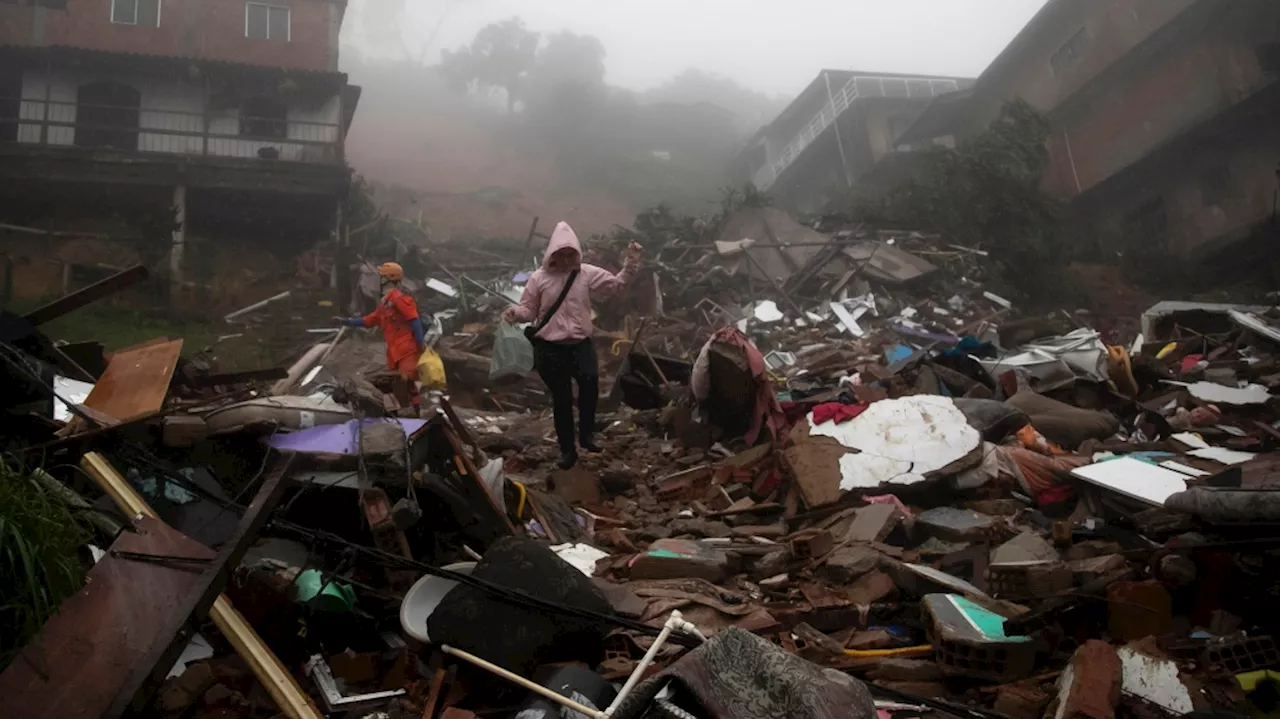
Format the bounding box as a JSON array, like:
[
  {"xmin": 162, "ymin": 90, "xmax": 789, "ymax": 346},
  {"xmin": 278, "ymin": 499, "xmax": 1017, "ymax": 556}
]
[
  {"xmin": 341, "ymin": 0, "xmax": 1047, "ymax": 95},
  {"xmin": 337, "ymin": 0, "xmax": 1050, "ymax": 241}
]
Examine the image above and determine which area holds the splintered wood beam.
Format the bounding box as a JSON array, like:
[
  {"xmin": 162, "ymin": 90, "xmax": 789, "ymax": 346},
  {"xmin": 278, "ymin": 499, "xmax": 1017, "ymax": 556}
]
[{"xmin": 24, "ymin": 265, "xmax": 150, "ymax": 326}]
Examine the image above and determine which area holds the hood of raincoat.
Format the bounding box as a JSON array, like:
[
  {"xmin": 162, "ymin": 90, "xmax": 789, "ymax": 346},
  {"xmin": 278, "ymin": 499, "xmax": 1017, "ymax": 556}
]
[{"xmin": 542, "ymin": 221, "xmax": 583, "ymax": 271}]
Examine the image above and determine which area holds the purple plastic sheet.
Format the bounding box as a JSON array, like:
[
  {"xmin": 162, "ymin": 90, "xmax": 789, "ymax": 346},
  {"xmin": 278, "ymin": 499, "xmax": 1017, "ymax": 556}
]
[{"xmin": 268, "ymin": 418, "xmax": 427, "ymax": 455}]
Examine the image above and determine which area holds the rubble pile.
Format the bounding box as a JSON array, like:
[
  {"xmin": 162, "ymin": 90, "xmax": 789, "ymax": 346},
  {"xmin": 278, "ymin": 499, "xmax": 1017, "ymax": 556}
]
[{"xmin": 6, "ymin": 210, "xmax": 1280, "ymax": 719}]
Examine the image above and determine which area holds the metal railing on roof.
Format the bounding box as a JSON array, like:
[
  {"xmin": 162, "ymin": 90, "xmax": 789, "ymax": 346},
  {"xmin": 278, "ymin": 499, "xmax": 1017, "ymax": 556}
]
[{"xmin": 754, "ymin": 74, "xmax": 960, "ymax": 191}]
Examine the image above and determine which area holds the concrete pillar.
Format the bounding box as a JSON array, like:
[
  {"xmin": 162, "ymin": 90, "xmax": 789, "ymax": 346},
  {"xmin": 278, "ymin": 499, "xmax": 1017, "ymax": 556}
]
[{"xmin": 170, "ymin": 184, "xmax": 186, "ymax": 292}]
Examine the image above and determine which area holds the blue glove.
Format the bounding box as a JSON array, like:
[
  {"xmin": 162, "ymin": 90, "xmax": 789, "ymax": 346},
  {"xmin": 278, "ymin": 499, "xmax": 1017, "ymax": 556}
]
[
  {"xmin": 341, "ymin": 317, "xmax": 365, "ymax": 328},
  {"xmin": 410, "ymin": 317, "xmax": 425, "ymax": 349}
]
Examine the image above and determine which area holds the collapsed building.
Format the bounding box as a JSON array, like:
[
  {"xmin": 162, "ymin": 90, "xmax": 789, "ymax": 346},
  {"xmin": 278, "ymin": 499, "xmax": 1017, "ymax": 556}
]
[
  {"xmin": 7, "ymin": 195, "xmax": 1280, "ymax": 718},
  {"xmin": 894, "ymin": 0, "xmax": 1280, "ymax": 266},
  {"xmin": 732, "ymin": 71, "xmax": 973, "ymax": 215},
  {"xmin": 0, "ymin": 0, "xmax": 360, "ymax": 312}
]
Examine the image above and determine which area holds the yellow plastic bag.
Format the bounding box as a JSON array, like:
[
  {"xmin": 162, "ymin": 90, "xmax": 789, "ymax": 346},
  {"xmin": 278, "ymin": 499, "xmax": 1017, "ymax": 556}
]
[{"xmin": 417, "ymin": 348, "xmax": 447, "ymax": 389}]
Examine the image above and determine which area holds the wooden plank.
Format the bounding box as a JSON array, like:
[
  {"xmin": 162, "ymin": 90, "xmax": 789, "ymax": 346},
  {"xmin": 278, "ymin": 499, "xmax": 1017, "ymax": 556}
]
[{"xmin": 83, "ymin": 338, "xmax": 183, "ymax": 423}]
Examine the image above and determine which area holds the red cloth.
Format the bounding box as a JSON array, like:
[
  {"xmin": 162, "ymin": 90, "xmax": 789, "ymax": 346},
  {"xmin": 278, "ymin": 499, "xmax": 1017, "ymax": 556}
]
[
  {"xmin": 778, "ymin": 401, "xmax": 810, "ymax": 425},
  {"xmin": 708, "ymin": 326, "xmax": 786, "ymax": 446},
  {"xmin": 1035, "ymin": 483, "xmax": 1075, "ymax": 507},
  {"xmin": 362, "ymin": 288, "xmax": 421, "ymax": 369},
  {"xmin": 811, "ymin": 402, "xmax": 869, "ymax": 425},
  {"xmin": 1179, "ymin": 354, "xmax": 1204, "ymax": 374}
]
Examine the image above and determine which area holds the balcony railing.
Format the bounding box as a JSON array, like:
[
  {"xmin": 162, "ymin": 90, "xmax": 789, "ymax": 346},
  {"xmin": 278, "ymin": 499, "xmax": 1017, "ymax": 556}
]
[
  {"xmin": 0, "ymin": 97, "xmax": 344, "ymax": 164},
  {"xmin": 753, "ymin": 74, "xmax": 960, "ymax": 191}
]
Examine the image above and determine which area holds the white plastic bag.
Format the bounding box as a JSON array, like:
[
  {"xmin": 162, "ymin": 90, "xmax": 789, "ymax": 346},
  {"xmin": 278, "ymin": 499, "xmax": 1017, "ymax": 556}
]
[{"xmin": 489, "ymin": 321, "xmax": 534, "ymax": 380}]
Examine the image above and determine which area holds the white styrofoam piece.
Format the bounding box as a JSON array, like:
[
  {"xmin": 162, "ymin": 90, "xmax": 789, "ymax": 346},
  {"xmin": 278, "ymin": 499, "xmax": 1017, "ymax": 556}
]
[
  {"xmin": 1159, "ymin": 461, "xmax": 1210, "ymax": 477},
  {"xmin": 1118, "ymin": 646, "xmax": 1194, "ymax": 715},
  {"xmin": 1070, "ymin": 457, "xmax": 1188, "ymax": 506},
  {"xmin": 1170, "ymin": 432, "xmax": 1209, "ymax": 449},
  {"xmin": 1188, "ymin": 447, "xmax": 1257, "ymax": 465},
  {"xmin": 810, "ymin": 396, "xmax": 981, "ymax": 489},
  {"xmin": 426, "ymin": 278, "xmax": 458, "ymax": 297},
  {"xmin": 752, "ymin": 300, "xmax": 784, "ymax": 323},
  {"xmin": 1183, "ymin": 381, "xmax": 1271, "ymax": 406}
]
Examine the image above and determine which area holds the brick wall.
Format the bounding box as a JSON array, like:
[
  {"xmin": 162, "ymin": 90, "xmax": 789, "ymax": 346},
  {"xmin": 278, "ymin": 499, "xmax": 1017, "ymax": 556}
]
[{"xmin": 16, "ymin": 0, "xmax": 337, "ymax": 71}]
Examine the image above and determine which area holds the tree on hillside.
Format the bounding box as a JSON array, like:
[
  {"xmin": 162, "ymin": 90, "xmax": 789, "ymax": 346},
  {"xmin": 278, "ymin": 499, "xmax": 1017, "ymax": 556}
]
[
  {"xmin": 523, "ymin": 31, "xmax": 608, "ymax": 143},
  {"xmin": 852, "ymin": 99, "xmax": 1066, "ymax": 300},
  {"xmin": 438, "ymin": 18, "xmax": 539, "ymax": 112}
]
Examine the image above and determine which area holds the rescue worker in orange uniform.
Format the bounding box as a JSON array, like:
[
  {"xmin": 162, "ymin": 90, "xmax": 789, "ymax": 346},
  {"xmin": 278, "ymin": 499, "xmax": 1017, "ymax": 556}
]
[{"xmin": 337, "ymin": 262, "xmax": 426, "ymax": 407}]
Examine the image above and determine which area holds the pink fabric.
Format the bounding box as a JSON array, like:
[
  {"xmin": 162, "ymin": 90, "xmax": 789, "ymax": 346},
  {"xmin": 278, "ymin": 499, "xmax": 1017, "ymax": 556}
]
[
  {"xmin": 708, "ymin": 326, "xmax": 786, "ymax": 446},
  {"xmin": 863, "ymin": 494, "xmax": 913, "ymax": 517},
  {"xmin": 510, "ymin": 221, "xmax": 638, "ymax": 342}
]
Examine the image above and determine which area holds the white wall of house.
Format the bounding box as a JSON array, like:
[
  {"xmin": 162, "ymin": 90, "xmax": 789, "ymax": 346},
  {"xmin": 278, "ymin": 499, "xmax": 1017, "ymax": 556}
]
[{"xmin": 17, "ymin": 67, "xmax": 342, "ymax": 162}]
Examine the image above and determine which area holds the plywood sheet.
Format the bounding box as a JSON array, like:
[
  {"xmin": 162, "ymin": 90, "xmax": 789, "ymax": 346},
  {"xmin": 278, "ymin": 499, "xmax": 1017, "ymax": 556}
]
[
  {"xmin": 83, "ymin": 338, "xmax": 183, "ymax": 422},
  {"xmin": 0, "ymin": 516, "xmax": 216, "ymax": 718}
]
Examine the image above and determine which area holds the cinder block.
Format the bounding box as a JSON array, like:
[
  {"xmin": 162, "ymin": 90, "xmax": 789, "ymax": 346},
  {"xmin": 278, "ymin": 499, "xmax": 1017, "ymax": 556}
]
[
  {"xmin": 923, "ymin": 593, "xmax": 1036, "ymax": 682},
  {"xmin": 1202, "ymin": 635, "xmax": 1279, "ymax": 674}
]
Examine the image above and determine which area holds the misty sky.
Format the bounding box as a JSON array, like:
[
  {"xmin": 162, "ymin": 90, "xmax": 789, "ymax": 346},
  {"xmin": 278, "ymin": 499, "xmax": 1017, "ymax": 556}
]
[{"xmin": 342, "ymin": 0, "xmax": 1048, "ymax": 96}]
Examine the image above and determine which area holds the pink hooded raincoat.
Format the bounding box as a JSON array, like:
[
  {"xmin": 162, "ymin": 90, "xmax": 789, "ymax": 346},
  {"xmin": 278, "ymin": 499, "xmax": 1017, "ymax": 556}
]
[{"xmin": 510, "ymin": 222, "xmax": 638, "ymax": 343}]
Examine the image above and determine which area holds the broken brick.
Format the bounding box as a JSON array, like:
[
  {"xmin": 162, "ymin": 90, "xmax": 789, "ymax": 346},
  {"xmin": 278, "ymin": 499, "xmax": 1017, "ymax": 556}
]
[
  {"xmin": 788, "ymin": 528, "xmax": 834, "ymax": 560},
  {"xmin": 844, "ymin": 503, "xmax": 902, "ymax": 543},
  {"xmin": 845, "ymin": 569, "xmax": 897, "ymax": 604},
  {"xmin": 876, "ymin": 681, "xmax": 947, "ymax": 698},
  {"xmin": 1055, "ymin": 640, "xmax": 1120, "ymax": 719},
  {"xmin": 1107, "ymin": 580, "xmax": 1172, "ymax": 641},
  {"xmin": 871, "ymin": 658, "xmax": 944, "ymax": 681},
  {"xmin": 847, "ymin": 629, "xmax": 894, "ymax": 651},
  {"xmin": 548, "ymin": 465, "xmax": 602, "ymax": 505},
  {"xmin": 824, "ymin": 544, "xmax": 882, "ymax": 584},
  {"xmin": 1067, "ymin": 554, "xmax": 1127, "ymax": 584},
  {"xmin": 629, "ymin": 538, "xmax": 731, "ymax": 582},
  {"xmin": 994, "ymin": 685, "xmax": 1051, "ymax": 719}
]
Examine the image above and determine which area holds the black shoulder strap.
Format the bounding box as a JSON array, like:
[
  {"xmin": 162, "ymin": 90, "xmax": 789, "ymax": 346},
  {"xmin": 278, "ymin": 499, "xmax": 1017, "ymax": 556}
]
[{"xmin": 530, "ymin": 269, "xmax": 579, "ymax": 338}]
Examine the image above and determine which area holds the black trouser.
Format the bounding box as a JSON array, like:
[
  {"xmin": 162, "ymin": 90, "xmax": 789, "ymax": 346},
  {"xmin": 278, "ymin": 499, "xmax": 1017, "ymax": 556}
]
[{"xmin": 532, "ymin": 338, "xmax": 598, "ymax": 456}]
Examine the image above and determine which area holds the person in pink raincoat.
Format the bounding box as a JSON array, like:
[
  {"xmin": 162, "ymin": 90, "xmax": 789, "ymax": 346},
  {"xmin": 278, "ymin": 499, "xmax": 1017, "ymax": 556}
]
[{"xmin": 503, "ymin": 222, "xmax": 642, "ymax": 468}]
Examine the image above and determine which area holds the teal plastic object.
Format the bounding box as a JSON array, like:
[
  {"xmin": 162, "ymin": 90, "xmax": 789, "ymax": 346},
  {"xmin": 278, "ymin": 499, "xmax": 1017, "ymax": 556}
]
[{"xmin": 294, "ymin": 569, "xmax": 356, "ymax": 612}]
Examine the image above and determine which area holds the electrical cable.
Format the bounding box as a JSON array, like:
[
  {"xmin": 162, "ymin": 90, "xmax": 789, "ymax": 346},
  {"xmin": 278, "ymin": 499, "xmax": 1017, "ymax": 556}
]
[
  {"xmin": 89, "ymin": 426, "xmax": 700, "ymax": 645},
  {"xmin": 2, "ymin": 343, "xmax": 699, "ymax": 644}
]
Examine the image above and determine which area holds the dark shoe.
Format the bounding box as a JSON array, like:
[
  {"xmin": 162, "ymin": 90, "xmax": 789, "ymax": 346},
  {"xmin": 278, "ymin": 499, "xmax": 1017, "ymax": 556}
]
[
  {"xmin": 557, "ymin": 452, "xmax": 578, "ymax": 470},
  {"xmin": 580, "ymin": 439, "xmax": 603, "ymax": 454}
]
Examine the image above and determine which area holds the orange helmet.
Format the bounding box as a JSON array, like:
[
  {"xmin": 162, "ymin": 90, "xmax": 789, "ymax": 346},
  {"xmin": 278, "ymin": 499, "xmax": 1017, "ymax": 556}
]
[{"xmin": 377, "ymin": 262, "xmax": 404, "ymax": 282}]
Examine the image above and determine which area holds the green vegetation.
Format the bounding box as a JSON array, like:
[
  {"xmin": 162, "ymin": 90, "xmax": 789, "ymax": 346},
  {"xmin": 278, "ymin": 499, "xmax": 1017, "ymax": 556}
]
[
  {"xmin": 0, "ymin": 459, "xmax": 92, "ymax": 671},
  {"xmin": 851, "ymin": 100, "xmax": 1073, "ymax": 304}
]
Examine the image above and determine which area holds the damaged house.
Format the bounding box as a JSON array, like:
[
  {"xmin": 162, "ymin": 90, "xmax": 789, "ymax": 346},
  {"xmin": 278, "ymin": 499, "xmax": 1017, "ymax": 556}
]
[
  {"xmin": 894, "ymin": 0, "xmax": 1280, "ymax": 267},
  {"xmin": 0, "ymin": 0, "xmax": 360, "ymax": 309},
  {"xmin": 732, "ymin": 70, "xmax": 973, "ymax": 214}
]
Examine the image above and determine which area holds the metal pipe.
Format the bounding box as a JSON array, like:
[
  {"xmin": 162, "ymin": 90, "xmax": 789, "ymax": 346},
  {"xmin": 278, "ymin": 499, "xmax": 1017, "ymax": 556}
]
[
  {"xmin": 224, "ymin": 290, "xmax": 291, "ymax": 322},
  {"xmin": 440, "ymin": 644, "xmax": 607, "ymax": 719},
  {"xmin": 604, "ymin": 610, "xmax": 704, "ymax": 717},
  {"xmin": 442, "ymin": 610, "xmax": 705, "ymax": 719}
]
